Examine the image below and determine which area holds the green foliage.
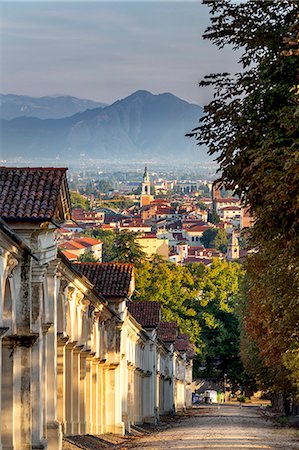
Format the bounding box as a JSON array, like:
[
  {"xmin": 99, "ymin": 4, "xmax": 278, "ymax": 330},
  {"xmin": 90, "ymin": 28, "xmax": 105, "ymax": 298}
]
[
  {"xmin": 96, "ymin": 179, "xmax": 113, "ymax": 193},
  {"xmin": 112, "ymin": 231, "xmax": 146, "ymax": 265},
  {"xmin": 70, "ymin": 191, "xmax": 90, "ymax": 210},
  {"xmin": 134, "ymin": 260, "xmax": 202, "ymax": 348},
  {"xmin": 77, "ymin": 251, "xmax": 99, "ymax": 262},
  {"xmin": 201, "ymin": 228, "xmax": 228, "ymax": 252},
  {"xmin": 134, "ymin": 258, "xmax": 247, "ymax": 385},
  {"xmin": 100, "ymin": 195, "xmax": 134, "ymax": 211},
  {"xmin": 189, "ymin": 0, "xmax": 299, "ymax": 396},
  {"xmin": 84, "ymin": 229, "xmax": 116, "ymax": 262},
  {"xmin": 84, "ymin": 229, "xmax": 146, "ymax": 264},
  {"xmin": 208, "ymin": 210, "xmax": 221, "ymax": 224}
]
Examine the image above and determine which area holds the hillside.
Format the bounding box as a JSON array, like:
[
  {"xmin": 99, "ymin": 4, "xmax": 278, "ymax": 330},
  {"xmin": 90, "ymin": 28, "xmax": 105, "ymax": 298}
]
[{"xmin": 0, "ymin": 90, "xmax": 207, "ymax": 162}]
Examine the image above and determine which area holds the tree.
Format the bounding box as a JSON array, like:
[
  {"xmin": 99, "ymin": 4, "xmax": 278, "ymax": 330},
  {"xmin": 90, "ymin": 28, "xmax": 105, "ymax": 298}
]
[
  {"xmin": 77, "ymin": 251, "xmax": 99, "ymax": 262},
  {"xmin": 208, "ymin": 210, "xmax": 220, "ymax": 224},
  {"xmin": 134, "ymin": 258, "xmax": 246, "ymax": 385},
  {"xmin": 201, "ymin": 228, "xmax": 228, "ymax": 252},
  {"xmin": 70, "ymin": 191, "xmax": 90, "ymax": 210},
  {"xmin": 134, "ymin": 260, "xmax": 203, "ymax": 349},
  {"xmin": 189, "ymin": 0, "xmax": 298, "ymax": 252},
  {"xmin": 189, "ymin": 1, "xmax": 299, "ymax": 400},
  {"xmin": 96, "ymin": 179, "xmax": 113, "ymax": 193},
  {"xmin": 113, "ymin": 231, "xmax": 146, "ymax": 265},
  {"xmin": 84, "ymin": 229, "xmax": 116, "ymax": 262}
]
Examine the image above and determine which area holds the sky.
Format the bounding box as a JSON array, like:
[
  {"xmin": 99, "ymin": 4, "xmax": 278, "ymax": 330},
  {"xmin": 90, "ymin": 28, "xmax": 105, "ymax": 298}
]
[{"xmin": 0, "ymin": 1, "xmax": 241, "ymax": 106}]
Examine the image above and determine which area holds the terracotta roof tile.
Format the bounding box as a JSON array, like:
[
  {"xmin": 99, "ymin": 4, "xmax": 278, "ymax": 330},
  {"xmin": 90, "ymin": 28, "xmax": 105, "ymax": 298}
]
[
  {"xmin": 0, "ymin": 167, "xmax": 69, "ymax": 221},
  {"xmin": 175, "ymin": 334, "xmax": 190, "ymax": 352},
  {"xmin": 62, "ymin": 250, "xmax": 78, "ymax": 260},
  {"xmin": 127, "ymin": 301, "xmax": 161, "ymax": 328},
  {"xmin": 158, "ymin": 322, "xmax": 178, "ymax": 342},
  {"xmin": 75, "ymin": 262, "xmax": 134, "ymax": 297}
]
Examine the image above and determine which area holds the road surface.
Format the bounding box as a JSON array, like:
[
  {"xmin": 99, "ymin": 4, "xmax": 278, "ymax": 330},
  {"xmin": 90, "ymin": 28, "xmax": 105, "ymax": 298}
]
[{"xmin": 121, "ymin": 404, "xmax": 299, "ymax": 450}]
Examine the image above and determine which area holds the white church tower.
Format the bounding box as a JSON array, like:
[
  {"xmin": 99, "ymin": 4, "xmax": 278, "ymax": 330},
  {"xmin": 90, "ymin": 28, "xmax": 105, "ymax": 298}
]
[{"xmin": 140, "ymin": 165, "xmax": 151, "ymax": 207}]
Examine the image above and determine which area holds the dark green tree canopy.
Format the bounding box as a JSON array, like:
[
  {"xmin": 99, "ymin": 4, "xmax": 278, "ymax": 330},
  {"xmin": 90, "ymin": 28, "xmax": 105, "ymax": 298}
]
[
  {"xmin": 201, "ymin": 228, "xmax": 228, "ymax": 252},
  {"xmin": 189, "ymin": 0, "xmax": 299, "ymax": 252},
  {"xmin": 189, "ymin": 0, "xmax": 299, "ymax": 398}
]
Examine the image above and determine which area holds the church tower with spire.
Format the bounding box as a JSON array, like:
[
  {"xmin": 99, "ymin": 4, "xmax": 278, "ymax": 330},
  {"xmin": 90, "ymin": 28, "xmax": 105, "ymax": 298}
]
[{"xmin": 140, "ymin": 165, "xmax": 151, "ymax": 207}]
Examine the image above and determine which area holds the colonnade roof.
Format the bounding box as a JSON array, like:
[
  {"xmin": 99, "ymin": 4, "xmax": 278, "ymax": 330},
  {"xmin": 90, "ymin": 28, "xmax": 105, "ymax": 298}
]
[
  {"xmin": 74, "ymin": 262, "xmax": 134, "ymax": 298},
  {"xmin": 0, "ymin": 167, "xmax": 71, "ymax": 222}
]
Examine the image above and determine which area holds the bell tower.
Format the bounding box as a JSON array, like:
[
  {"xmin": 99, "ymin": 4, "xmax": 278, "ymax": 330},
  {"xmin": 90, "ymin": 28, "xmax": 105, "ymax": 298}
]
[
  {"xmin": 140, "ymin": 165, "xmax": 151, "ymax": 207},
  {"xmin": 227, "ymin": 229, "xmax": 240, "ymax": 261}
]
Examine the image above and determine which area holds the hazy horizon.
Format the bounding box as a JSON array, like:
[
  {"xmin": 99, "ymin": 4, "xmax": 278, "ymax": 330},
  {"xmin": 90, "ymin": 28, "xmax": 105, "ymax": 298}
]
[{"xmin": 1, "ymin": 1, "xmax": 241, "ymax": 106}]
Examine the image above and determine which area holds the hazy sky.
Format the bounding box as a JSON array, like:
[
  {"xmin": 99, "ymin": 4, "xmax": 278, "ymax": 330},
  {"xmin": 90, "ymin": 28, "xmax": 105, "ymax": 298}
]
[{"xmin": 0, "ymin": 1, "xmax": 241, "ymax": 105}]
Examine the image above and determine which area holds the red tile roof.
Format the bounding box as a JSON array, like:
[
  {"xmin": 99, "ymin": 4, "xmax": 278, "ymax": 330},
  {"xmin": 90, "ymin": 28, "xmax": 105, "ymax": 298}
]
[
  {"xmin": 186, "ymin": 225, "xmax": 211, "ymax": 233},
  {"xmin": 75, "ymin": 262, "xmax": 134, "ymax": 297},
  {"xmin": 183, "ymin": 257, "xmax": 212, "ymax": 266},
  {"xmin": 175, "ymin": 334, "xmax": 190, "ymax": 352},
  {"xmin": 127, "ymin": 301, "xmax": 161, "ymax": 328},
  {"xmin": 0, "ymin": 167, "xmax": 70, "ymax": 221},
  {"xmin": 76, "ymin": 237, "xmax": 102, "ymax": 246},
  {"xmin": 59, "ymin": 241, "xmax": 85, "ymax": 250},
  {"xmin": 158, "ymin": 322, "xmax": 178, "ymax": 342},
  {"xmin": 62, "ymin": 250, "xmax": 78, "ymax": 260}
]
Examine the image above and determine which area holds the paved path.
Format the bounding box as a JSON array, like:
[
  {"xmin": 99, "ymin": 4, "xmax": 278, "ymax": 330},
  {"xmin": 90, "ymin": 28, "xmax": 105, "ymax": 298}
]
[{"xmin": 122, "ymin": 405, "xmax": 299, "ymax": 450}]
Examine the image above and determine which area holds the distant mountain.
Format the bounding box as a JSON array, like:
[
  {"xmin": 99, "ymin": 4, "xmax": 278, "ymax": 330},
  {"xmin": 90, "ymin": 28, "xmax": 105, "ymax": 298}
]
[
  {"xmin": 0, "ymin": 94, "xmax": 106, "ymax": 119},
  {"xmin": 0, "ymin": 90, "xmax": 207, "ymax": 162}
]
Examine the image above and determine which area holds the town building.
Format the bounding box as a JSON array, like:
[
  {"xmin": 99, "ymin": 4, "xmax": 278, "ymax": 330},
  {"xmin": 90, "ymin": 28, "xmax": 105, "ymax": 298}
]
[{"xmin": 140, "ymin": 165, "xmax": 152, "ymax": 207}]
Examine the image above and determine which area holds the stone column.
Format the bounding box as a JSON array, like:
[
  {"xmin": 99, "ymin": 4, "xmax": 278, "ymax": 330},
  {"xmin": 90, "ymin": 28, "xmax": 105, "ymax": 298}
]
[
  {"xmin": 97, "ymin": 364, "xmax": 106, "ymax": 434},
  {"xmin": 2, "ymin": 334, "xmax": 37, "ymax": 450},
  {"xmin": 56, "ymin": 335, "xmax": 68, "ymax": 434},
  {"xmin": 1, "ymin": 338, "xmax": 14, "ymax": 450},
  {"xmin": 91, "ymin": 360, "xmax": 99, "ymax": 434},
  {"xmin": 72, "ymin": 346, "xmax": 83, "ymax": 434},
  {"xmin": 0, "ymin": 327, "xmax": 8, "ymax": 450},
  {"xmin": 65, "ymin": 341, "xmax": 77, "ymax": 435},
  {"xmin": 45, "ymin": 262, "xmax": 62, "ymax": 450},
  {"xmin": 84, "ymin": 353, "xmax": 94, "ymax": 434},
  {"xmin": 31, "ymin": 264, "xmax": 48, "ymax": 449},
  {"xmin": 79, "ymin": 352, "xmax": 88, "ymax": 434}
]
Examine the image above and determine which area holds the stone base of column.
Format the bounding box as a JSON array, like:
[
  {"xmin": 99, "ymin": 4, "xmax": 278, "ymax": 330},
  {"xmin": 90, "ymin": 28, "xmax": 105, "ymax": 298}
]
[
  {"xmin": 64, "ymin": 421, "xmax": 73, "ymax": 436},
  {"xmin": 72, "ymin": 422, "xmax": 80, "ymax": 435},
  {"xmin": 79, "ymin": 421, "xmax": 86, "ymax": 435},
  {"xmin": 46, "ymin": 421, "xmax": 62, "ymax": 450},
  {"xmin": 143, "ymin": 415, "xmax": 157, "ymax": 424},
  {"xmin": 106, "ymin": 422, "xmax": 125, "ymax": 435},
  {"xmin": 32, "ymin": 438, "xmax": 48, "ymax": 449},
  {"xmin": 122, "ymin": 412, "xmax": 130, "ymax": 433}
]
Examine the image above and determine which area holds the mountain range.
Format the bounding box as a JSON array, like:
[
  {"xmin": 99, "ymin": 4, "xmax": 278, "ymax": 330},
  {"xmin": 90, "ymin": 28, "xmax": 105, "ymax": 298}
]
[
  {"xmin": 0, "ymin": 94, "xmax": 106, "ymax": 120},
  {"xmin": 0, "ymin": 90, "xmax": 207, "ymax": 162}
]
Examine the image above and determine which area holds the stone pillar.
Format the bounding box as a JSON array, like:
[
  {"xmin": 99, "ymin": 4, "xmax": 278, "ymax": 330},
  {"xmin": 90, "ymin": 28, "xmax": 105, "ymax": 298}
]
[
  {"xmin": 56, "ymin": 335, "xmax": 68, "ymax": 434},
  {"xmin": 1, "ymin": 339, "xmax": 14, "ymax": 450},
  {"xmin": 0, "ymin": 327, "xmax": 8, "ymax": 450},
  {"xmin": 91, "ymin": 360, "xmax": 99, "ymax": 434},
  {"xmin": 65, "ymin": 341, "xmax": 77, "ymax": 435},
  {"xmin": 2, "ymin": 334, "xmax": 37, "ymax": 450},
  {"xmin": 79, "ymin": 352, "xmax": 87, "ymax": 434},
  {"xmin": 98, "ymin": 364, "xmax": 106, "ymax": 434},
  {"xmin": 72, "ymin": 346, "xmax": 83, "ymax": 434},
  {"xmin": 106, "ymin": 365, "xmax": 125, "ymax": 435},
  {"xmin": 31, "ymin": 264, "xmax": 47, "ymax": 449},
  {"xmin": 84, "ymin": 353, "xmax": 94, "ymax": 434},
  {"xmin": 45, "ymin": 262, "xmax": 62, "ymax": 450}
]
